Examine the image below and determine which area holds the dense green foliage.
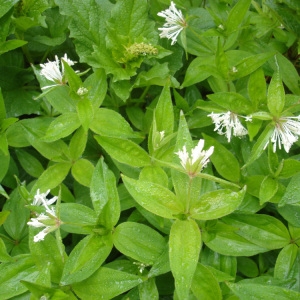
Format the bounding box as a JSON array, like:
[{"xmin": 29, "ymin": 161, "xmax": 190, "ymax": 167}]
[{"xmin": 0, "ymin": 0, "xmax": 300, "ymax": 299}]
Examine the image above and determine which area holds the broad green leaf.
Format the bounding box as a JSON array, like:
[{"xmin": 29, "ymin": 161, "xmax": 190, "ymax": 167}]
[
  {"xmin": 169, "ymin": 219, "xmax": 201, "ymax": 300},
  {"xmin": 139, "ymin": 278, "xmax": 159, "ymax": 300},
  {"xmin": 72, "ymin": 267, "xmax": 143, "ymax": 300},
  {"xmin": 223, "ymin": 214, "xmax": 290, "ymax": 250},
  {"xmin": 267, "ymin": 71, "xmax": 285, "ymax": 117},
  {"xmin": 0, "ymin": 255, "xmax": 37, "ymax": 299},
  {"xmin": 248, "ymin": 68, "xmax": 267, "ymax": 110},
  {"xmin": 237, "ymin": 257, "xmax": 259, "ymax": 278},
  {"xmin": 139, "ymin": 166, "xmax": 169, "ymax": 188},
  {"xmin": 0, "ymin": 210, "xmax": 10, "ymax": 226},
  {"xmin": 243, "ymin": 123, "xmax": 274, "ymax": 167},
  {"xmin": 15, "ymin": 149, "xmax": 44, "ymax": 178},
  {"xmin": 259, "ymin": 176, "xmax": 278, "ymax": 205},
  {"xmin": 90, "ymin": 108, "xmax": 137, "ymax": 138},
  {"xmin": 61, "ymin": 234, "xmax": 113, "ymax": 285},
  {"xmin": 207, "ymin": 92, "xmax": 252, "ymax": 114},
  {"xmin": 43, "ymin": 113, "xmax": 81, "ymax": 142},
  {"xmin": 148, "ymin": 247, "xmax": 170, "ymax": 277},
  {"xmin": 113, "ymin": 222, "xmax": 167, "ymax": 265},
  {"xmin": 191, "ymin": 263, "xmax": 222, "ymax": 300},
  {"xmin": 76, "ymin": 99, "xmax": 94, "ymax": 132},
  {"xmin": 69, "ymin": 126, "xmax": 87, "ymax": 161},
  {"xmin": 0, "ymin": 238, "xmax": 13, "ymax": 263},
  {"xmin": 32, "ymin": 162, "xmax": 71, "ymax": 193},
  {"xmin": 204, "ymin": 229, "xmax": 269, "ymax": 256},
  {"xmin": 190, "ymin": 188, "xmax": 246, "ymax": 220},
  {"xmin": 203, "ymin": 134, "xmax": 240, "ymax": 182},
  {"xmin": 226, "ymin": 0, "xmax": 252, "ymax": 34},
  {"xmin": 62, "ymin": 60, "xmax": 82, "ymax": 93},
  {"xmin": 29, "ymin": 229, "xmax": 65, "ymax": 284},
  {"xmin": 274, "ymin": 244, "xmax": 299, "ymax": 280},
  {"xmin": 122, "ymin": 175, "xmax": 184, "ymax": 219},
  {"xmin": 0, "ymin": 40, "xmax": 27, "ymax": 55},
  {"xmin": 155, "ymin": 85, "xmax": 174, "ymax": 135},
  {"xmin": 85, "ymin": 68, "xmax": 107, "ymax": 108},
  {"xmin": 0, "ymin": 0, "xmax": 18, "ymax": 19},
  {"xmin": 279, "ymin": 159, "xmax": 300, "ymax": 178},
  {"xmin": 71, "ymin": 158, "xmax": 94, "ymax": 187},
  {"xmin": 231, "ymin": 52, "xmax": 275, "ymax": 81},
  {"xmin": 60, "ymin": 203, "xmax": 97, "ymax": 235},
  {"xmin": 95, "ymin": 136, "xmax": 150, "ymax": 167},
  {"xmin": 279, "ymin": 173, "xmax": 300, "ymax": 206},
  {"xmin": 55, "ymin": 0, "xmax": 113, "ymax": 64},
  {"xmin": 278, "ymin": 204, "xmax": 300, "ymax": 227},
  {"xmin": 227, "ymin": 281, "xmax": 300, "ymax": 299},
  {"xmin": 3, "ymin": 189, "xmax": 29, "ymax": 241},
  {"xmin": 0, "ymin": 88, "xmax": 6, "ymax": 119},
  {"xmin": 215, "ymin": 38, "xmax": 229, "ymax": 80},
  {"xmin": 0, "ymin": 149, "xmax": 9, "ymax": 181}
]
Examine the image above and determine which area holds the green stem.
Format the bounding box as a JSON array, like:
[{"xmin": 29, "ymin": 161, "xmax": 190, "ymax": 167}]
[
  {"xmin": 185, "ymin": 176, "xmax": 193, "ymax": 214},
  {"xmin": 139, "ymin": 85, "xmax": 150, "ymax": 101}
]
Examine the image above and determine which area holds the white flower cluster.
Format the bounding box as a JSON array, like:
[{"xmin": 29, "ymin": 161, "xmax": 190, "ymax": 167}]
[
  {"xmin": 265, "ymin": 116, "xmax": 300, "ymax": 153},
  {"xmin": 157, "ymin": 1, "xmax": 186, "ymax": 45},
  {"xmin": 208, "ymin": 111, "xmax": 251, "ymax": 143},
  {"xmin": 27, "ymin": 189, "xmax": 60, "ymax": 242},
  {"xmin": 40, "ymin": 54, "xmax": 76, "ymax": 90},
  {"xmin": 176, "ymin": 139, "xmax": 214, "ymax": 176}
]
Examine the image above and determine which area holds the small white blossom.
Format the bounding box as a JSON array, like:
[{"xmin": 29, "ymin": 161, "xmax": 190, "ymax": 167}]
[
  {"xmin": 28, "ymin": 189, "xmax": 60, "ymax": 242},
  {"xmin": 157, "ymin": 1, "xmax": 186, "ymax": 45},
  {"xmin": 77, "ymin": 87, "xmax": 88, "ymax": 96},
  {"xmin": 208, "ymin": 111, "xmax": 250, "ymax": 142},
  {"xmin": 176, "ymin": 139, "xmax": 214, "ymax": 176},
  {"xmin": 232, "ymin": 66, "xmax": 238, "ymax": 73},
  {"xmin": 265, "ymin": 115, "xmax": 300, "ymax": 153},
  {"xmin": 40, "ymin": 54, "xmax": 76, "ymax": 90}
]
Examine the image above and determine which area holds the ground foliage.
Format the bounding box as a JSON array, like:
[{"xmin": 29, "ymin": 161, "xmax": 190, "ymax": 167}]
[{"xmin": 0, "ymin": 0, "xmax": 300, "ymax": 299}]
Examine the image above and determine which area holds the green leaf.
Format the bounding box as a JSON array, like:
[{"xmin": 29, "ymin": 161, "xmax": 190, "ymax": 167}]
[
  {"xmin": 0, "ymin": 255, "xmax": 37, "ymax": 299},
  {"xmin": 61, "ymin": 234, "xmax": 113, "ymax": 285},
  {"xmin": 0, "ymin": 0, "xmax": 18, "ymax": 19},
  {"xmin": 155, "ymin": 85, "xmax": 174, "ymax": 135},
  {"xmin": 191, "ymin": 263, "xmax": 222, "ymax": 300},
  {"xmin": 113, "ymin": 222, "xmax": 167, "ymax": 265},
  {"xmin": 267, "ymin": 71, "xmax": 285, "ymax": 117},
  {"xmin": 274, "ymin": 244, "xmax": 299, "ymax": 280},
  {"xmin": 90, "ymin": 108, "xmax": 137, "ymax": 138},
  {"xmin": 207, "ymin": 92, "xmax": 252, "ymax": 114},
  {"xmin": 226, "ymin": 0, "xmax": 252, "ymax": 34},
  {"xmin": 278, "ymin": 204, "xmax": 300, "ymax": 227},
  {"xmin": 279, "ymin": 159, "xmax": 300, "ymax": 178},
  {"xmin": 72, "ymin": 267, "xmax": 143, "ymax": 300},
  {"xmin": 71, "ymin": 158, "xmax": 94, "ymax": 187},
  {"xmin": 0, "ymin": 40, "xmax": 28, "ymax": 56},
  {"xmin": 231, "ymin": 52, "xmax": 275, "ymax": 81},
  {"xmin": 3, "ymin": 189, "xmax": 29, "ymax": 240},
  {"xmin": 93, "ymin": 160, "xmax": 120, "ymax": 229},
  {"xmin": 248, "ymin": 68, "xmax": 267, "ymax": 110},
  {"xmin": 29, "ymin": 229, "xmax": 65, "ymax": 284},
  {"xmin": 227, "ymin": 281, "xmax": 300, "ymax": 299},
  {"xmin": 43, "ymin": 113, "xmax": 81, "ymax": 142},
  {"xmin": 190, "ymin": 188, "xmax": 246, "ymax": 220},
  {"xmin": 0, "ymin": 238, "xmax": 13, "ymax": 263},
  {"xmin": 95, "ymin": 136, "xmax": 150, "ymax": 167},
  {"xmin": 0, "ymin": 149, "xmax": 9, "ymax": 181},
  {"xmin": 32, "ymin": 162, "xmax": 71, "ymax": 192},
  {"xmin": 15, "ymin": 149, "xmax": 44, "ymax": 178},
  {"xmin": 139, "ymin": 278, "xmax": 159, "ymax": 300},
  {"xmin": 62, "ymin": 60, "xmax": 82, "ymax": 93},
  {"xmin": 69, "ymin": 127, "xmax": 87, "ymax": 161},
  {"xmin": 122, "ymin": 175, "xmax": 184, "ymax": 219},
  {"xmin": 55, "ymin": 0, "xmax": 113, "ymax": 64},
  {"xmin": 60, "ymin": 203, "xmax": 97, "ymax": 235},
  {"xmin": 169, "ymin": 219, "xmax": 201, "ymax": 300},
  {"xmin": 76, "ymin": 99, "xmax": 94, "ymax": 132},
  {"xmin": 237, "ymin": 257, "xmax": 259, "ymax": 278},
  {"xmin": 259, "ymin": 176, "xmax": 278, "ymax": 205},
  {"xmin": 279, "ymin": 173, "xmax": 300, "ymax": 206},
  {"xmin": 203, "ymin": 134, "xmax": 241, "ymax": 182},
  {"xmin": 223, "ymin": 214, "xmax": 290, "ymax": 250},
  {"xmin": 85, "ymin": 69, "xmax": 107, "ymax": 108}
]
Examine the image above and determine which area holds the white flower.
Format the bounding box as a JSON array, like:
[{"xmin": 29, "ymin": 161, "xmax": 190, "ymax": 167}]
[
  {"xmin": 176, "ymin": 139, "xmax": 214, "ymax": 175},
  {"xmin": 157, "ymin": 1, "xmax": 186, "ymax": 45},
  {"xmin": 208, "ymin": 111, "xmax": 250, "ymax": 142},
  {"xmin": 77, "ymin": 87, "xmax": 88, "ymax": 96},
  {"xmin": 40, "ymin": 54, "xmax": 76, "ymax": 90},
  {"xmin": 265, "ymin": 115, "xmax": 300, "ymax": 153},
  {"xmin": 28, "ymin": 189, "xmax": 60, "ymax": 242}
]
